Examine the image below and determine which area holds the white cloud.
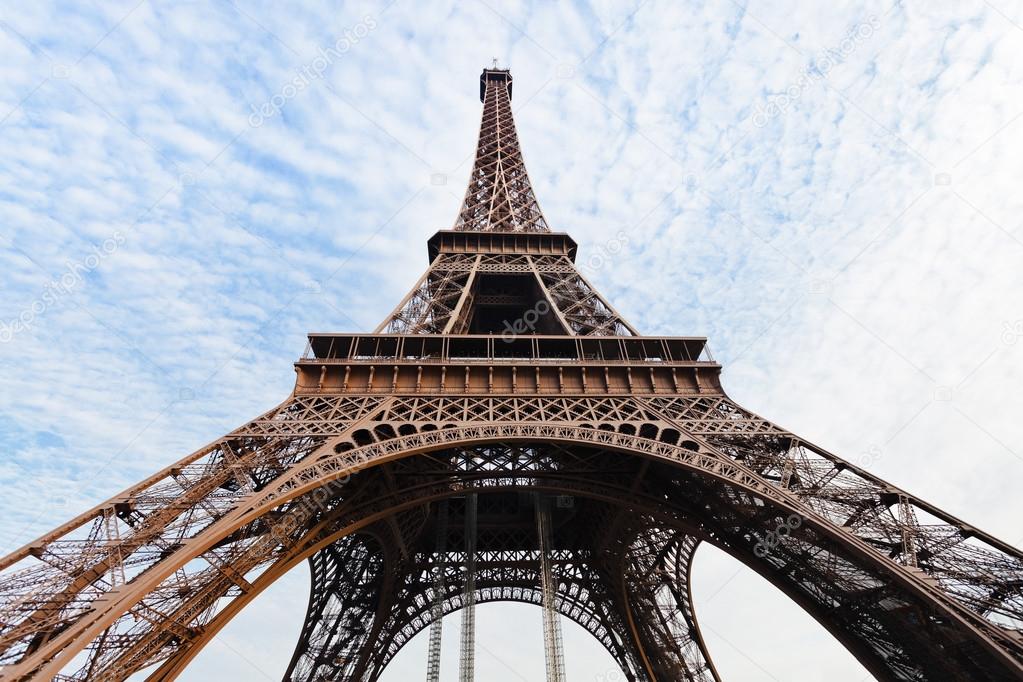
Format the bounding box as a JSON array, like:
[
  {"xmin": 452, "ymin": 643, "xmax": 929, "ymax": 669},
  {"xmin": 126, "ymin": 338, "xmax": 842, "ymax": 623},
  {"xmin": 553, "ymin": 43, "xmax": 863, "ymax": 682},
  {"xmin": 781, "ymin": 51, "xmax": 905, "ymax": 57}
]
[{"xmin": 2, "ymin": 1, "xmax": 1021, "ymax": 680}]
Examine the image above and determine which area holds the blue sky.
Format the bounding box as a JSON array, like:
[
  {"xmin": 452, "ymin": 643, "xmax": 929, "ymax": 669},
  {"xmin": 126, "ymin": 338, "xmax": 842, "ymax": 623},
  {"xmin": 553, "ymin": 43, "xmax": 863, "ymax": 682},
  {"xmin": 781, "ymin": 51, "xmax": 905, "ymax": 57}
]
[{"xmin": 2, "ymin": 1, "xmax": 1023, "ymax": 680}]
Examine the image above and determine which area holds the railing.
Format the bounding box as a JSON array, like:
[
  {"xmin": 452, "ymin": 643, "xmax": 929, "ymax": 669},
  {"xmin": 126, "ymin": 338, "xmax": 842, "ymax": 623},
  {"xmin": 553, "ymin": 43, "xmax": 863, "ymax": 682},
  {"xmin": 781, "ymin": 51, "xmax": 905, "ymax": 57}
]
[{"xmin": 301, "ymin": 334, "xmax": 715, "ymax": 366}]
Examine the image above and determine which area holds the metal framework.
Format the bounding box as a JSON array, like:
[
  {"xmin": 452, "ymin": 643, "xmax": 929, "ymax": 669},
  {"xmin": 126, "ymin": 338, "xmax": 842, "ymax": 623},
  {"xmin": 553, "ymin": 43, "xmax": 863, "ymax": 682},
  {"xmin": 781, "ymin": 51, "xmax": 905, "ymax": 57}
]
[
  {"xmin": 425, "ymin": 500, "xmax": 447, "ymax": 682},
  {"xmin": 458, "ymin": 493, "xmax": 476, "ymax": 682},
  {"xmin": 535, "ymin": 494, "xmax": 566, "ymax": 682},
  {"xmin": 0, "ymin": 67, "xmax": 1021, "ymax": 682}
]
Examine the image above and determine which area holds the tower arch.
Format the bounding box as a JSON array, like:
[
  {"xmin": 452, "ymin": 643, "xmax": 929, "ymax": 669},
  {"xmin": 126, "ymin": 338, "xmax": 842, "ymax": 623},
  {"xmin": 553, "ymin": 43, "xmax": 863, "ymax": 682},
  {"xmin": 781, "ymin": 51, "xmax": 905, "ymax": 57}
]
[{"xmin": 0, "ymin": 67, "xmax": 1020, "ymax": 682}]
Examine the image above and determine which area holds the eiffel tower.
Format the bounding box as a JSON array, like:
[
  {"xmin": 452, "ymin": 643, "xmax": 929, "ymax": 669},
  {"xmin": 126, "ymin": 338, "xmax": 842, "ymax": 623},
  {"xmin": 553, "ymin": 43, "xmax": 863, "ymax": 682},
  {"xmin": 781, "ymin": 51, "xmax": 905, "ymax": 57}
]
[{"xmin": 2, "ymin": 67, "xmax": 1023, "ymax": 682}]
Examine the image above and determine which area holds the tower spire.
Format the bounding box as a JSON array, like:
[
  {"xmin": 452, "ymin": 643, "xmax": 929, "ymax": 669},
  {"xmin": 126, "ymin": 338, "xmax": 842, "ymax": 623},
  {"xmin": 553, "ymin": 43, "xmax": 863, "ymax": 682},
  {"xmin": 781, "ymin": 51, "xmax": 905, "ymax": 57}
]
[
  {"xmin": 374, "ymin": 67, "xmax": 637, "ymax": 336},
  {"xmin": 2, "ymin": 66, "xmax": 1022, "ymax": 682},
  {"xmin": 454, "ymin": 68, "xmax": 549, "ymax": 232}
]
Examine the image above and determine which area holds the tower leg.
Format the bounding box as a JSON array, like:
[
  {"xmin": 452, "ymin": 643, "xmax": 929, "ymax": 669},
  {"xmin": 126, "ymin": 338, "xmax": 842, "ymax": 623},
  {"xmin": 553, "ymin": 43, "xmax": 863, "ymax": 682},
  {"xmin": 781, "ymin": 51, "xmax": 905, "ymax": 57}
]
[
  {"xmin": 283, "ymin": 532, "xmax": 392, "ymax": 682},
  {"xmin": 458, "ymin": 494, "xmax": 477, "ymax": 682},
  {"xmin": 609, "ymin": 527, "xmax": 719, "ymax": 682},
  {"xmin": 425, "ymin": 501, "xmax": 449, "ymax": 682},
  {"xmin": 535, "ymin": 494, "xmax": 567, "ymax": 682}
]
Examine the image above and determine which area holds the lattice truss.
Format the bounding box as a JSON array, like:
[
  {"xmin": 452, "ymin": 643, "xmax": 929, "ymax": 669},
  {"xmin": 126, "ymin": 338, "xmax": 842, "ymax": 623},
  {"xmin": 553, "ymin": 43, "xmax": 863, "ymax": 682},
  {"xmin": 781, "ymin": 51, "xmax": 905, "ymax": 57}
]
[
  {"xmin": 1, "ymin": 393, "xmax": 1022, "ymax": 680},
  {"xmin": 377, "ymin": 254, "xmax": 477, "ymax": 334},
  {"xmin": 620, "ymin": 530, "xmax": 719, "ymax": 681},
  {"xmin": 284, "ymin": 487, "xmax": 717, "ymax": 682},
  {"xmin": 377, "ymin": 68, "xmax": 634, "ymax": 337},
  {"xmin": 0, "ymin": 396, "xmax": 385, "ymax": 681},
  {"xmin": 3, "ymin": 64, "xmax": 1023, "ymax": 682},
  {"xmin": 377, "ymin": 253, "xmax": 636, "ymax": 335},
  {"xmin": 533, "ymin": 255, "xmax": 637, "ymax": 336},
  {"xmin": 454, "ymin": 70, "xmax": 549, "ymax": 232}
]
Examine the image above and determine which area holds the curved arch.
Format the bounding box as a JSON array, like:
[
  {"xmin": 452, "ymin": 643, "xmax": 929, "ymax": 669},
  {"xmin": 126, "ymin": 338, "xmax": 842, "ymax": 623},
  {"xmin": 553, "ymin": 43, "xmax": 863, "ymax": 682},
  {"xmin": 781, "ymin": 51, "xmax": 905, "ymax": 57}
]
[
  {"xmin": 340, "ymin": 518, "xmax": 722, "ymax": 682},
  {"xmin": 217, "ymin": 422, "xmax": 1023, "ymax": 668},
  {"xmin": 624, "ymin": 530, "xmax": 723, "ymax": 682},
  {"xmin": 16, "ymin": 426, "xmax": 1023, "ymax": 680},
  {"xmin": 141, "ymin": 471, "xmax": 990, "ymax": 681},
  {"xmin": 374, "ymin": 585, "xmax": 629, "ymax": 674},
  {"xmin": 681, "ymin": 541, "xmax": 721, "ymax": 682},
  {"xmin": 151, "ymin": 475, "xmax": 875, "ymax": 682},
  {"xmin": 142, "ymin": 473, "xmax": 835, "ymax": 682},
  {"xmin": 147, "ymin": 482, "xmax": 718, "ymax": 682}
]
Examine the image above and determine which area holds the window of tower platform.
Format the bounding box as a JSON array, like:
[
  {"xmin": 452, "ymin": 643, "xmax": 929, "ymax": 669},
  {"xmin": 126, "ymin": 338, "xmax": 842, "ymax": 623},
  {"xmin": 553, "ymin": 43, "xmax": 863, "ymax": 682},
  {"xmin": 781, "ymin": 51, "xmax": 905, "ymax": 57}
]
[{"xmin": 466, "ymin": 273, "xmax": 567, "ymax": 336}]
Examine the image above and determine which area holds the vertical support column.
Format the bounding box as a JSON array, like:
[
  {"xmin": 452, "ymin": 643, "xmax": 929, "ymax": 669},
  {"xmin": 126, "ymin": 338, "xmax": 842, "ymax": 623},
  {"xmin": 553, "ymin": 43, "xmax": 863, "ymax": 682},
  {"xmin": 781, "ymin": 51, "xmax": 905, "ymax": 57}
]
[
  {"xmin": 535, "ymin": 494, "xmax": 567, "ymax": 682},
  {"xmin": 426, "ymin": 501, "xmax": 449, "ymax": 682},
  {"xmin": 459, "ymin": 494, "xmax": 478, "ymax": 682}
]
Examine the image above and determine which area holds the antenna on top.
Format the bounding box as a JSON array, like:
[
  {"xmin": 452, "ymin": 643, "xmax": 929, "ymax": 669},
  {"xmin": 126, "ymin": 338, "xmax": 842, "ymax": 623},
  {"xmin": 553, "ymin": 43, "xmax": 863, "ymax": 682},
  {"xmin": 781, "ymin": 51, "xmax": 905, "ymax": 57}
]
[{"xmin": 491, "ymin": 57, "xmax": 499, "ymax": 69}]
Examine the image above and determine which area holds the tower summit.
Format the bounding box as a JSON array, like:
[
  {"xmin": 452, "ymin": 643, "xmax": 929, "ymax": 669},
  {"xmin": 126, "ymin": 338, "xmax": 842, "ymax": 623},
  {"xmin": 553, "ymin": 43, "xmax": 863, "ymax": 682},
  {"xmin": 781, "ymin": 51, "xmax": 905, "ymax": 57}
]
[
  {"xmin": 458, "ymin": 67, "xmax": 545, "ymax": 233},
  {"xmin": 479, "ymin": 67, "xmax": 511, "ymax": 102},
  {"xmin": 1, "ymin": 67, "xmax": 1022, "ymax": 682},
  {"xmin": 380, "ymin": 69, "xmax": 636, "ymax": 336}
]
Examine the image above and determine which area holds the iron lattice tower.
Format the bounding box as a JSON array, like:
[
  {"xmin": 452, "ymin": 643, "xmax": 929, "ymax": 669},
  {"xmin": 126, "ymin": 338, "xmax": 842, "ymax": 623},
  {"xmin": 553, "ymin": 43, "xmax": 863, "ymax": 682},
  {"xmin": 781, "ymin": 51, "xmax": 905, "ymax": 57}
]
[{"xmin": 1, "ymin": 68, "xmax": 1023, "ymax": 682}]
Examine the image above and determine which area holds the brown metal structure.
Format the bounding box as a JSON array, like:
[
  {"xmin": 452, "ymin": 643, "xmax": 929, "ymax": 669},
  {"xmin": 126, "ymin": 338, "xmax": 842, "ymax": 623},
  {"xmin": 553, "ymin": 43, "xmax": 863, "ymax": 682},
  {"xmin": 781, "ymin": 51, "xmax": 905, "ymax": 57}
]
[{"xmin": 1, "ymin": 67, "xmax": 1022, "ymax": 682}]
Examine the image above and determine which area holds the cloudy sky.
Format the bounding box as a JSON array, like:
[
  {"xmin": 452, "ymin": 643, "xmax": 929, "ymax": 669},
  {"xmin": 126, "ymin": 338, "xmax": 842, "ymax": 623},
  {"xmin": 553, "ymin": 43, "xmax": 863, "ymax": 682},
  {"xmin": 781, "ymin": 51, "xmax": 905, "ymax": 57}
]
[{"xmin": 2, "ymin": 0, "xmax": 1022, "ymax": 680}]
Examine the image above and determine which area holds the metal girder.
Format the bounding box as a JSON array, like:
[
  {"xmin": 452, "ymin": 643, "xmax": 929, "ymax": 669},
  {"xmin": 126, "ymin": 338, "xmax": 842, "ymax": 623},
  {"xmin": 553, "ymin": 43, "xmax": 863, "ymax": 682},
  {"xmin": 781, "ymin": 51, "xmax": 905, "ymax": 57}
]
[
  {"xmin": 425, "ymin": 500, "xmax": 448, "ymax": 682},
  {"xmin": 458, "ymin": 493, "xmax": 477, "ymax": 682},
  {"xmin": 376, "ymin": 253, "xmax": 636, "ymax": 336},
  {"xmin": 1, "ymin": 65, "xmax": 1022, "ymax": 682},
  {"xmin": 535, "ymin": 494, "xmax": 566, "ymax": 682},
  {"xmin": 454, "ymin": 69, "xmax": 548, "ymax": 233},
  {"xmin": 3, "ymin": 412, "xmax": 1022, "ymax": 681},
  {"xmin": 282, "ymin": 489, "xmax": 717, "ymax": 682}
]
